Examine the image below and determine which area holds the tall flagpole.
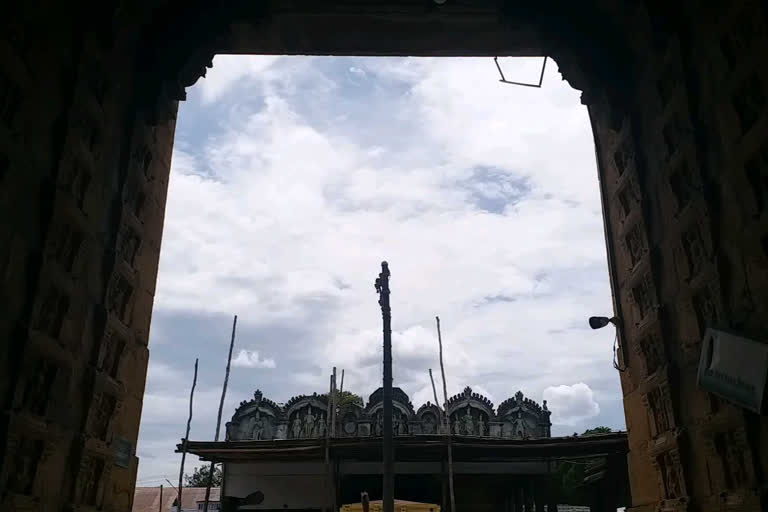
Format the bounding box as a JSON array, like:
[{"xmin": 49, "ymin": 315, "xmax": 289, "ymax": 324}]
[{"xmin": 375, "ymin": 261, "xmax": 394, "ymax": 512}]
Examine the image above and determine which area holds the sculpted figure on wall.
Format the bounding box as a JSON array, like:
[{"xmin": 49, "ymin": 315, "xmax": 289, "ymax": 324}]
[{"xmin": 225, "ymin": 387, "xmax": 552, "ymax": 442}]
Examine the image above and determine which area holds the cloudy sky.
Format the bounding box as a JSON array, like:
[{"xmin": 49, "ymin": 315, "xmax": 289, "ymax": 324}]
[{"xmin": 135, "ymin": 55, "xmax": 624, "ymax": 486}]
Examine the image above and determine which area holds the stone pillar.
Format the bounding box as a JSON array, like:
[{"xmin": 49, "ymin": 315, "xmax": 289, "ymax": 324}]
[{"xmin": 525, "ymin": 478, "xmax": 535, "ymax": 512}]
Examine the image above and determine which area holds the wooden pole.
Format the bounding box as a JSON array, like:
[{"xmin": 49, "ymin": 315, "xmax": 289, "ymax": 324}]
[
  {"xmin": 177, "ymin": 358, "xmax": 199, "ymax": 512},
  {"xmin": 203, "ymin": 315, "xmax": 238, "ymax": 512},
  {"xmin": 436, "ymin": 317, "xmax": 456, "ymax": 512},
  {"xmin": 331, "ymin": 367, "xmax": 338, "ymax": 437},
  {"xmin": 159, "ymin": 485, "xmax": 163, "ymax": 512},
  {"xmin": 339, "ymin": 368, "xmax": 345, "ymax": 394},
  {"xmin": 375, "ymin": 262, "xmax": 394, "ymax": 512},
  {"xmin": 325, "ymin": 371, "xmax": 335, "ymax": 512}
]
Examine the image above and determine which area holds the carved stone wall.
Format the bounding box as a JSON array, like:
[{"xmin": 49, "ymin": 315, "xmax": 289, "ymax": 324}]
[
  {"xmin": 225, "ymin": 387, "xmax": 550, "ymax": 441},
  {"xmin": 1, "ymin": 2, "xmax": 767, "ymax": 511}
]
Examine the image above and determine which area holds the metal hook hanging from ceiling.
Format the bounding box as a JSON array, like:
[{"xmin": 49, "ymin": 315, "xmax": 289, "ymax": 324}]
[{"xmin": 494, "ymin": 56, "xmax": 548, "ymax": 88}]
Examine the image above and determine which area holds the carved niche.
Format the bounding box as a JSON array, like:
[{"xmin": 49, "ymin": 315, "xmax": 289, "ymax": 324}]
[
  {"xmin": 643, "ymin": 385, "xmax": 674, "ymax": 439},
  {"xmin": 371, "ymin": 407, "xmax": 409, "ymax": 436},
  {"xmin": 90, "ymin": 393, "xmax": 117, "ymax": 441},
  {"xmin": 636, "ymin": 331, "xmax": 664, "ymax": 377},
  {"xmin": 496, "ymin": 390, "xmax": 550, "ymax": 440},
  {"xmin": 107, "ymin": 273, "xmax": 134, "ymax": 324},
  {"xmin": 116, "ymin": 225, "xmax": 141, "ymax": 267},
  {"xmin": 631, "ymin": 273, "xmax": 656, "ymax": 321},
  {"xmin": 616, "ymin": 176, "xmax": 641, "ymax": 221},
  {"xmin": 692, "ymin": 283, "xmax": 722, "ymax": 337},
  {"xmin": 96, "ymin": 329, "xmax": 125, "ymax": 379},
  {"xmin": 668, "ymin": 160, "xmax": 699, "ymax": 214},
  {"xmin": 227, "ymin": 390, "xmax": 283, "ymax": 441},
  {"xmin": 732, "ymin": 73, "xmax": 766, "ymax": 135},
  {"xmin": 21, "ymin": 357, "xmax": 57, "ymax": 417},
  {"xmin": 6, "ymin": 438, "xmax": 44, "ymax": 495},
  {"xmin": 680, "ymin": 223, "xmax": 709, "ymax": 280},
  {"xmin": 624, "ymin": 223, "xmax": 646, "ymax": 269},
  {"xmin": 76, "ymin": 455, "xmax": 105, "ymax": 506},
  {"xmin": 288, "ymin": 404, "xmax": 327, "ymax": 439},
  {"xmin": 655, "ymin": 449, "xmax": 686, "ymax": 501},
  {"xmin": 713, "ymin": 430, "xmax": 750, "ymax": 489},
  {"xmin": 124, "ymin": 177, "xmax": 148, "ymax": 221},
  {"xmin": 33, "ymin": 286, "xmax": 70, "ymax": 339},
  {"xmin": 613, "ymin": 138, "xmax": 636, "ymax": 178},
  {"xmin": 51, "ymin": 220, "xmax": 84, "ymax": 272}
]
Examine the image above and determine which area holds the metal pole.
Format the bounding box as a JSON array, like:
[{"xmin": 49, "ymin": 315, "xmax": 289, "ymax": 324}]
[
  {"xmin": 204, "ymin": 315, "xmax": 238, "ymax": 512},
  {"xmin": 436, "ymin": 317, "xmax": 456, "ymax": 512},
  {"xmin": 375, "ymin": 261, "xmax": 394, "ymax": 512},
  {"xmin": 177, "ymin": 358, "xmax": 199, "ymax": 512}
]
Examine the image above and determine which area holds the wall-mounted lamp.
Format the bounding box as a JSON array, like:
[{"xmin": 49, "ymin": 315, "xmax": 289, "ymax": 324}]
[
  {"xmin": 589, "ymin": 316, "xmax": 625, "ymax": 372},
  {"xmin": 588, "ymin": 316, "xmax": 620, "ymax": 330}
]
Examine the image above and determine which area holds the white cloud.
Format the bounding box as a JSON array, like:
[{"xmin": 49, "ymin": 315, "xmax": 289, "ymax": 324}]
[
  {"xmin": 543, "ymin": 383, "xmax": 601, "ymax": 425},
  {"xmin": 139, "ymin": 55, "xmax": 624, "ymax": 481},
  {"xmin": 231, "ymin": 349, "xmax": 277, "ymax": 369}
]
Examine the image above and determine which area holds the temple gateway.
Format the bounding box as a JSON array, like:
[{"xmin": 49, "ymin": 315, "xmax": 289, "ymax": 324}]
[{"xmin": 182, "ymin": 387, "xmax": 629, "ymax": 512}]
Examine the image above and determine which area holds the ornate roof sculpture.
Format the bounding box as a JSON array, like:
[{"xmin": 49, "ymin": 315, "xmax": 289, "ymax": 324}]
[{"xmin": 225, "ymin": 386, "xmax": 552, "ymax": 441}]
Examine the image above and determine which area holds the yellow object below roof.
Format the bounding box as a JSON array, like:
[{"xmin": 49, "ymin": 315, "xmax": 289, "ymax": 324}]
[{"xmin": 341, "ymin": 500, "xmax": 440, "ymax": 512}]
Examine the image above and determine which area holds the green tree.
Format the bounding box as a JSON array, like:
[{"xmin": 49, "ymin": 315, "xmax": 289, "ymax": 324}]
[
  {"xmin": 582, "ymin": 426, "xmax": 612, "ymax": 436},
  {"xmin": 554, "ymin": 427, "xmax": 613, "ymax": 504},
  {"xmin": 333, "ymin": 390, "xmax": 364, "ymax": 410},
  {"xmin": 184, "ymin": 465, "xmax": 222, "ymax": 487}
]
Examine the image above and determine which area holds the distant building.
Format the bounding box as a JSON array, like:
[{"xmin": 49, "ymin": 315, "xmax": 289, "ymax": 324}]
[
  {"xmin": 132, "ymin": 487, "xmax": 220, "ymax": 512},
  {"xmin": 182, "ymin": 387, "xmax": 629, "ymax": 511}
]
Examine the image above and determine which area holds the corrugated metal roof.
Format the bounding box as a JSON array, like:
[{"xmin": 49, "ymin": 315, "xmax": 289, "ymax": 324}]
[{"xmin": 132, "ymin": 487, "xmax": 220, "ymax": 512}]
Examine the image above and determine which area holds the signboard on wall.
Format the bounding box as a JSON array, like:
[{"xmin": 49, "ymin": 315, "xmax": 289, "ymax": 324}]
[
  {"xmin": 697, "ymin": 328, "xmax": 768, "ymax": 414},
  {"xmin": 114, "ymin": 438, "xmax": 133, "ymax": 468}
]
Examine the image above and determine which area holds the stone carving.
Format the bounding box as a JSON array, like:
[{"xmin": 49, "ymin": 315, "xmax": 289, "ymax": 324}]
[
  {"xmin": 616, "ymin": 178, "xmax": 640, "ymax": 221},
  {"xmin": 117, "ymin": 226, "xmax": 141, "ymax": 267},
  {"xmin": 693, "ymin": 284, "xmax": 721, "ymax": 336},
  {"xmin": 638, "ymin": 333, "xmax": 663, "ymax": 376},
  {"xmin": 669, "ymin": 161, "xmax": 698, "ymax": 213},
  {"xmin": 613, "ymin": 140, "xmax": 635, "ymax": 177},
  {"xmin": 303, "ymin": 409, "xmax": 316, "ymax": 437},
  {"xmin": 681, "ymin": 224, "xmax": 707, "ymax": 278},
  {"xmin": 625, "ymin": 223, "xmax": 645, "ymax": 268},
  {"xmin": 97, "ymin": 331, "xmax": 125, "ymax": 379},
  {"xmin": 644, "ymin": 387, "xmax": 672, "ymax": 438},
  {"xmin": 224, "ymin": 387, "xmax": 553, "ymax": 441},
  {"xmin": 656, "ymin": 450, "xmax": 685, "ymax": 500},
  {"xmin": 76, "ymin": 456, "xmax": 104, "ymax": 505},
  {"xmin": 732, "ymin": 74, "xmax": 766, "ymax": 135},
  {"xmin": 714, "ymin": 431, "xmax": 749, "ymax": 489},
  {"xmin": 22, "ymin": 358, "xmax": 57, "ymax": 416},
  {"xmin": 107, "ymin": 274, "xmax": 134, "ymax": 324},
  {"xmin": 90, "ymin": 393, "xmax": 116, "ymax": 440},
  {"xmin": 34, "ymin": 287, "xmax": 69, "ymax": 339},
  {"xmin": 631, "ymin": 274, "xmax": 655, "ymax": 320}
]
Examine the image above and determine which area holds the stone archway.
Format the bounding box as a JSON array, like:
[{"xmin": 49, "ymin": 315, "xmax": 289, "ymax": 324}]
[{"xmin": 1, "ymin": 2, "xmax": 767, "ymax": 511}]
